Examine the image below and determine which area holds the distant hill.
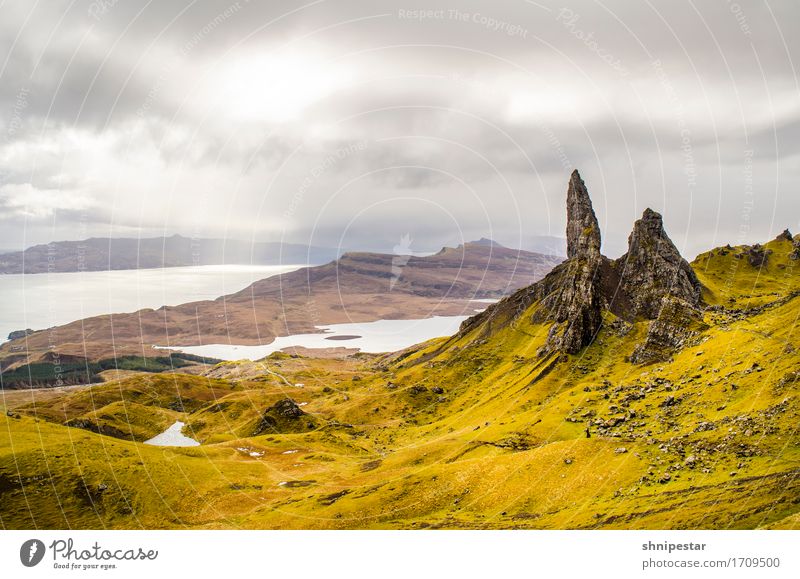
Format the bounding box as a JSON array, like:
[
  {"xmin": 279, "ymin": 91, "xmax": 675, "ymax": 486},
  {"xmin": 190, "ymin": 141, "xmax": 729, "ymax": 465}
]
[
  {"xmin": 0, "ymin": 235, "xmax": 341, "ymax": 274},
  {"xmin": 0, "ymin": 241, "xmax": 562, "ymax": 368},
  {"xmin": 467, "ymin": 237, "xmax": 504, "ymax": 248}
]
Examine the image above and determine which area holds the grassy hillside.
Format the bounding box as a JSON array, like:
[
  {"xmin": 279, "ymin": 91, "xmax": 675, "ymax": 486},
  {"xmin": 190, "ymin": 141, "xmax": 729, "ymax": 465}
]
[
  {"xmin": 693, "ymin": 235, "xmax": 800, "ymax": 308},
  {"xmin": 0, "ymin": 236, "xmax": 798, "ymax": 529}
]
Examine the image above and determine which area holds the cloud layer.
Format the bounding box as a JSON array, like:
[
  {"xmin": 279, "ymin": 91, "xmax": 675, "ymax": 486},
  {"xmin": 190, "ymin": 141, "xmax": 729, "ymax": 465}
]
[{"xmin": 0, "ymin": 0, "xmax": 797, "ymax": 257}]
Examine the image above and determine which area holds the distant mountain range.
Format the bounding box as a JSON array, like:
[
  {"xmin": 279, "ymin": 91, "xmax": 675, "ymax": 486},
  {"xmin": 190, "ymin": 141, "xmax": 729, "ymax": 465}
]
[
  {"xmin": 0, "ymin": 235, "xmax": 342, "ymax": 274},
  {"xmin": 0, "ymin": 240, "xmax": 562, "ymax": 372},
  {"xmin": 437, "ymin": 235, "xmax": 565, "ymax": 256},
  {"xmin": 0, "ymin": 234, "xmax": 566, "ymax": 274}
]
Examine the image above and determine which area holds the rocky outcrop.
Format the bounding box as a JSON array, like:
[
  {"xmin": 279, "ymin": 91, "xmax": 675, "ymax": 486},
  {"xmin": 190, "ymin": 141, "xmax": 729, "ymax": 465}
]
[
  {"xmin": 524, "ymin": 172, "xmax": 707, "ymax": 361},
  {"xmin": 7, "ymin": 329, "xmax": 33, "ymax": 341},
  {"xmin": 566, "ymin": 170, "xmax": 602, "ymax": 259},
  {"xmin": 456, "ymin": 170, "xmax": 707, "ymax": 362},
  {"xmin": 534, "ymin": 257, "xmax": 606, "ymax": 355},
  {"xmin": 253, "ymin": 398, "xmax": 317, "ymax": 435},
  {"xmin": 613, "ymin": 208, "xmax": 703, "ymax": 320},
  {"xmin": 64, "ymin": 418, "xmax": 132, "ymax": 441},
  {"xmin": 629, "ymin": 296, "xmax": 705, "ymax": 364},
  {"xmin": 747, "ymin": 244, "xmax": 770, "ymax": 268},
  {"xmin": 533, "ymin": 171, "xmax": 607, "ymax": 355}
]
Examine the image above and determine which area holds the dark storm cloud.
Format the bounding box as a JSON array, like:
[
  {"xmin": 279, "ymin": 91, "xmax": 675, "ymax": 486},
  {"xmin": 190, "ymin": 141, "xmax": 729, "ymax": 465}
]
[{"xmin": 0, "ymin": 0, "xmax": 797, "ymax": 257}]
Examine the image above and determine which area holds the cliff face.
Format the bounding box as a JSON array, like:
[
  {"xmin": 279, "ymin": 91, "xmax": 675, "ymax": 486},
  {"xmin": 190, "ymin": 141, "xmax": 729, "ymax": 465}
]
[{"xmin": 528, "ymin": 170, "xmax": 705, "ymax": 361}]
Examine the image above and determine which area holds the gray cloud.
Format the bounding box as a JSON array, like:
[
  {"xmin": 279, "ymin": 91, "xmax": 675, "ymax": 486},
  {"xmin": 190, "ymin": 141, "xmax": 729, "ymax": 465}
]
[{"xmin": 0, "ymin": 0, "xmax": 797, "ymax": 258}]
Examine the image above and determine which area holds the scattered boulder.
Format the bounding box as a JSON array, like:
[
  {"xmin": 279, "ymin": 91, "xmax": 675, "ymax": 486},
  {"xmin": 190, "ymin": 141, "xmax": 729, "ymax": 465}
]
[
  {"xmin": 747, "ymin": 244, "xmax": 770, "ymax": 267},
  {"xmin": 253, "ymin": 398, "xmax": 317, "ymax": 435},
  {"xmin": 660, "ymin": 395, "xmax": 679, "ymax": 408},
  {"xmin": 791, "ymin": 240, "xmax": 800, "ymax": 261}
]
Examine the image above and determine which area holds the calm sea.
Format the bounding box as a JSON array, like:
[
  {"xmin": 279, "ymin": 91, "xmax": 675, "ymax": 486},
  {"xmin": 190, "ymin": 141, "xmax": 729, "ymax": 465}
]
[{"xmin": 0, "ymin": 264, "xmax": 302, "ymax": 341}]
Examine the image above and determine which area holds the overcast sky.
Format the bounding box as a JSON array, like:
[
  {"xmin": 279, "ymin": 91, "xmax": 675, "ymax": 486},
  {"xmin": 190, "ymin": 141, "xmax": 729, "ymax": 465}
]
[{"xmin": 0, "ymin": 0, "xmax": 797, "ymax": 258}]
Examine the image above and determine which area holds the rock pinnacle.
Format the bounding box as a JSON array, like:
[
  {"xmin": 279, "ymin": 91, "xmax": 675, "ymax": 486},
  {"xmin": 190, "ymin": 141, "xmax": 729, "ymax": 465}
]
[{"xmin": 566, "ymin": 170, "xmax": 602, "ymax": 259}]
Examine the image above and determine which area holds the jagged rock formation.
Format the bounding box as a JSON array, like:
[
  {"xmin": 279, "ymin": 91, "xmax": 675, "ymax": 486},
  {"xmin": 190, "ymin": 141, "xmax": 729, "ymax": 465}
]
[
  {"xmin": 462, "ymin": 170, "xmax": 707, "ymax": 362},
  {"xmin": 614, "ymin": 208, "xmax": 703, "ymax": 319},
  {"xmin": 532, "ymin": 171, "xmax": 607, "ymax": 354},
  {"xmin": 611, "ymin": 208, "xmax": 705, "ymax": 363},
  {"xmin": 536, "ymin": 171, "xmax": 705, "ymax": 360},
  {"xmin": 746, "ymin": 244, "xmax": 770, "ymax": 267},
  {"xmin": 535, "ymin": 257, "xmax": 606, "ymax": 354},
  {"xmin": 566, "ymin": 170, "xmax": 602, "ymax": 259}
]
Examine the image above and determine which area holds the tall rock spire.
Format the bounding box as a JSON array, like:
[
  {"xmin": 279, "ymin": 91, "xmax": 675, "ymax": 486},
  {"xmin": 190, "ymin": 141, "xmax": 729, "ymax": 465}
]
[
  {"xmin": 617, "ymin": 208, "xmax": 703, "ymax": 319},
  {"xmin": 534, "ymin": 170, "xmax": 606, "ymax": 355},
  {"xmin": 566, "ymin": 170, "xmax": 602, "ymax": 259},
  {"xmin": 459, "ymin": 170, "xmax": 706, "ymax": 364}
]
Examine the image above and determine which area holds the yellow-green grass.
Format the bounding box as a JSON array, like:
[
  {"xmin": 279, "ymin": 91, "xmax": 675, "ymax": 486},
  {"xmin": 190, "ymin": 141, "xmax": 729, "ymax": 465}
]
[
  {"xmin": 1, "ymin": 237, "xmax": 798, "ymax": 529},
  {"xmin": 693, "ymin": 235, "xmax": 799, "ymax": 309}
]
